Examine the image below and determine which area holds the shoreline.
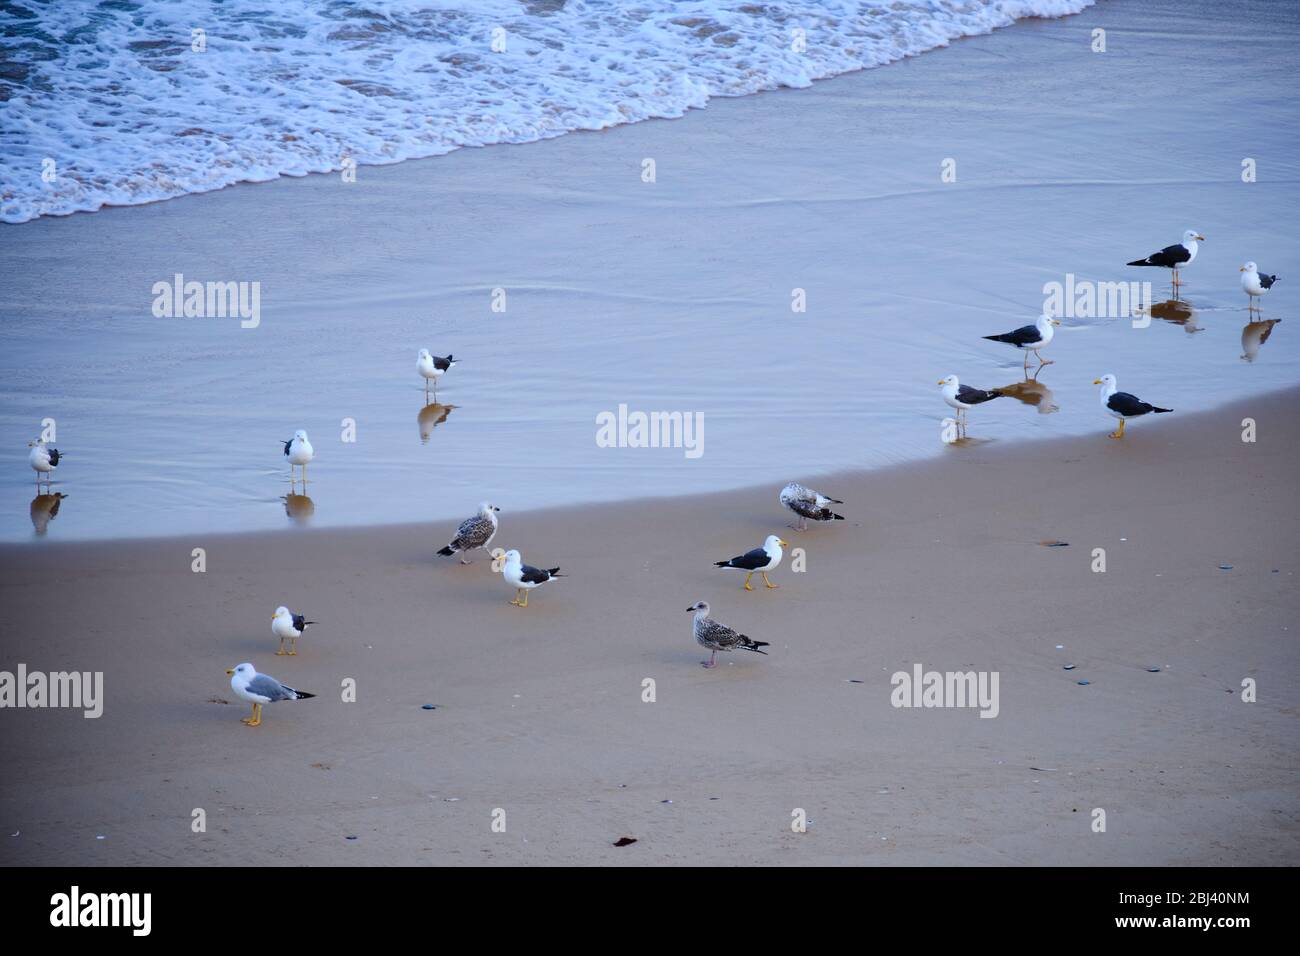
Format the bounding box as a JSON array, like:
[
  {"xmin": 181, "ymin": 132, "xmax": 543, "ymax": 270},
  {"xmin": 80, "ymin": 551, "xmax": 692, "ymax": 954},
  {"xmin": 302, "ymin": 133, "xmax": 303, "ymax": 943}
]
[{"xmin": 3, "ymin": 386, "xmax": 1297, "ymax": 866}]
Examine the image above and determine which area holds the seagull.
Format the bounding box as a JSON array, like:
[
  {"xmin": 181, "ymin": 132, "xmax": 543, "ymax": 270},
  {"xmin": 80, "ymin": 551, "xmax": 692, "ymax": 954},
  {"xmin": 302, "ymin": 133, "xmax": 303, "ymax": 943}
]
[
  {"xmin": 982, "ymin": 315, "xmax": 1062, "ymax": 372},
  {"xmin": 779, "ymin": 482, "xmax": 844, "ymax": 531},
  {"xmin": 1240, "ymin": 262, "xmax": 1279, "ymax": 312},
  {"xmin": 281, "ymin": 429, "xmax": 314, "ymax": 484},
  {"xmin": 418, "ymin": 350, "xmax": 457, "ymax": 397},
  {"xmin": 715, "ymin": 534, "xmax": 787, "ymax": 591},
  {"xmin": 27, "ymin": 440, "xmax": 61, "ymax": 490},
  {"xmin": 272, "ymin": 606, "xmax": 315, "ymax": 656},
  {"xmin": 1127, "ymin": 229, "xmax": 1205, "ymax": 289},
  {"xmin": 1092, "ymin": 374, "xmax": 1171, "ymax": 439},
  {"xmin": 500, "ymin": 549, "xmax": 564, "ymax": 607},
  {"xmin": 225, "ymin": 662, "xmax": 315, "ymax": 727},
  {"xmin": 939, "ymin": 375, "xmax": 1002, "ymax": 439},
  {"xmin": 687, "ymin": 601, "xmax": 769, "ymax": 668},
  {"xmin": 437, "ymin": 501, "xmax": 500, "ymax": 564}
]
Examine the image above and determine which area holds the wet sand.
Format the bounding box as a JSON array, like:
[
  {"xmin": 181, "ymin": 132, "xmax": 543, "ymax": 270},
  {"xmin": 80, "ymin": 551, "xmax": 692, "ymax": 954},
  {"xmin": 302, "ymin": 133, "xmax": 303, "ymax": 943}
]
[
  {"xmin": 2, "ymin": 388, "xmax": 1297, "ymax": 866},
  {"xmin": 2, "ymin": 0, "xmax": 1297, "ymax": 542}
]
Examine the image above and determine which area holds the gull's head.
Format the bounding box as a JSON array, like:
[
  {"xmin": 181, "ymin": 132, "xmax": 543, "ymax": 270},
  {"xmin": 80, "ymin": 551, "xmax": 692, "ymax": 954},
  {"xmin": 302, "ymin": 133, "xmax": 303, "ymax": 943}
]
[
  {"xmin": 1241, "ymin": 261, "xmax": 1257, "ymax": 274},
  {"xmin": 764, "ymin": 534, "xmax": 787, "ymax": 551},
  {"xmin": 479, "ymin": 501, "xmax": 499, "ymax": 515},
  {"xmin": 418, "ymin": 348, "xmax": 431, "ymax": 359},
  {"xmin": 1039, "ymin": 314, "xmax": 1062, "ymax": 328},
  {"xmin": 27, "ymin": 439, "xmax": 39, "ymax": 448},
  {"xmin": 1093, "ymin": 374, "xmax": 1117, "ymax": 389},
  {"xmin": 939, "ymin": 374, "xmax": 958, "ymax": 388},
  {"xmin": 1183, "ymin": 229, "xmax": 1205, "ymax": 244},
  {"xmin": 227, "ymin": 662, "xmax": 254, "ymax": 678},
  {"xmin": 272, "ymin": 606, "xmax": 290, "ymax": 621},
  {"xmin": 293, "ymin": 429, "xmax": 308, "ymax": 442},
  {"xmin": 503, "ymin": 549, "xmax": 521, "ymax": 564},
  {"xmin": 687, "ymin": 601, "xmax": 710, "ymax": 614}
]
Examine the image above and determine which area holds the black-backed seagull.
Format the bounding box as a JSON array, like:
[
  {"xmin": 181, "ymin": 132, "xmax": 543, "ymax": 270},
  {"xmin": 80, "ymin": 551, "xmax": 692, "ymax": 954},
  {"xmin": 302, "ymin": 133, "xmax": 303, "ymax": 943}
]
[
  {"xmin": 1240, "ymin": 262, "xmax": 1279, "ymax": 312},
  {"xmin": 1093, "ymin": 374, "xmax": 1171, "ymax": 439},
  {"xmin": 226, "ymin": 662, "xmax": 315, "ymax": 727},
  {"xmin": 437, "ymin": 501, "xmax": 500, "ymax": 564},
  {"xmin": 982, "ymin": 315, "xmax": 1061, "ymax": 371},
  {"xmin": 281, "ymin": 429, "xmax": 314, "ymax": 485},
  {"xmin": 939, "ymin": 375, "xmax": 1002, "ymax": 438},
  {"xmin": 418, "ymin": 350, "xmax": 457, "ymax": 397},
  {"xmin": 272, "ymin": 606, "xmax": 315, "ymax": 656},
  {"xmin": 1127, "ymin": 229, "xmax": 1204, "ymax": 289},
  {"xmin": 687, "ymin": 601, "xmax": 769, "ymax": 669},
  {"xmin": 27, "ymin": 440, "xmax": 62, "ymax": 490},
  {"xmin": 779, "ymin": 482, "xmax": 844, "ymax": 531},
  {"xmin": 500, "ymin": 549, "xmax": 564, "ymax": 607},
  {"xmin": 714, "ymin": 534, "xmax": 787, "ymax": 590}
]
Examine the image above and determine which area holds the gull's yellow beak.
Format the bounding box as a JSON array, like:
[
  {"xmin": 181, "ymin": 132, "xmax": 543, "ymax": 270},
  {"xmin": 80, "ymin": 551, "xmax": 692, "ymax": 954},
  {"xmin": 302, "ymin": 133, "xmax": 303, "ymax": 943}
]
[
  {"xmin": 225, "ymin": 668, "xmax": 235, "ymax": 676},
  {"xmin": 1092, "ymin": 379, "xmax": 1102, "ymax": 385},
  {"xmin": 779, "ymin": 539, "xmax": 789, "ymax": 547},
  {"xmin": 1052, "ymin": 319, "xmax": 1062, "ymax": 326},
  {"xmin": 1240, "ymin": 266, "xmax": 1247, "ymax": 272},
  {"xmin": 937, "ymin": 379, "xmax": 945, "ymax": 385},
  {"xmin": 1196, "ymin": 234, "xmax": 1206, "ymax": 241}
]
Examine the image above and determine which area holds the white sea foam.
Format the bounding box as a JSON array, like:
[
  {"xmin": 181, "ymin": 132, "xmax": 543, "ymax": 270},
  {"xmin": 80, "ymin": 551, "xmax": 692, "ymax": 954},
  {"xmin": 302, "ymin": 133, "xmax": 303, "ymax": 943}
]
[{"xmin": 0, "ymin": 0, "xmax": 1093, "ymax": 223}]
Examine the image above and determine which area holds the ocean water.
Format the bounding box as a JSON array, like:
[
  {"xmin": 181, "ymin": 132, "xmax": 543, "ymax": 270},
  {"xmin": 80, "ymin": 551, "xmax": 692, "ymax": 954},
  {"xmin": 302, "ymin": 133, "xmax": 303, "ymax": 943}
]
[
  {"xmin": 1, "ymin": 0, "xmax": 1298, "ymax": 543},
  {"xmin": 1, "ymin": 0, "xmax": 1093, "ymax": 223}
]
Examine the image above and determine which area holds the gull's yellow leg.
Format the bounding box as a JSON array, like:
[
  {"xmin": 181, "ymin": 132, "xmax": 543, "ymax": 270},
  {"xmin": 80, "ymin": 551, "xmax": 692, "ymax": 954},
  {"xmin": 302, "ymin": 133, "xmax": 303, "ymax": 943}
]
[
  {"xmin": 276, "ymin": 635, "xmax": 287, "ymax": 656},
  {"xmin": 247, "ymin": 703, "xmax": 262, "ymax": 727},
  {"xmin": 520, "ymin": 590, "xmax": 529, "ymax": 607},
  {"xmin": 289, "ymin": 637, "xmax": 297, "ymax": 656},
  {"xmin": 1109, "ymin": 418, "xmax": 1125, "ymax": 439},
  {"xmin": 511, "ymin": 588, "xmax": 522, "ymax": 606},
  {"xmin": 743, "ymin": 572, "xmax": 754, "ymax": 591},
  {"xmin": 242, "ymin": 703, "xmax": 257, "ymax": 724},
  {"xmin": 762, "ymin": 571, "xmax": 779, "ymax": 589}
]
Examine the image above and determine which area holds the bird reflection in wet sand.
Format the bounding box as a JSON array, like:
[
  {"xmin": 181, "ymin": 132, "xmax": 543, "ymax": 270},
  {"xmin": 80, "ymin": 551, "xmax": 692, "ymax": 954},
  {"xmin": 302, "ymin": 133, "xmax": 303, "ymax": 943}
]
[
  {"xmin": 30, "ymin": 492, "xmax": 68, "ymax": 536},
  {"xmin": 1145, "ymin": 299, "xmax": 1202, "ymax": 334},
  {"xmin": 418, "ymin": 401, "xmax": 457, "ymax": 443},
  {"xmin": 995, "ymin": 375, "xmax": 1059, "ymax": 415},
  {"xmin": 282, "ymin": 492, "xmax": 315, "ymax": 525},
  {"xmin": 1241, "ymin": 319, "xmax": 1281, "ymax": 363}
]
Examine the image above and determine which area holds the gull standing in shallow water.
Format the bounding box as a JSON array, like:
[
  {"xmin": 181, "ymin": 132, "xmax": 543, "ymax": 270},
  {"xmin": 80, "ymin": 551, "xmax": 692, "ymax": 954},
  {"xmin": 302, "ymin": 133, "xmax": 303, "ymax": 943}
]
[
  {"xmin": 1093, "ymin": 374, "xmax": 1172, "ymax": 439},
  {"xmin": 418, "ymin": 349, "xmax": 457, "ymax": 397},
  {"xmin": 982, "ymin": 315, "xmax": 1061, "ymax": 372},
  {"xmin": 437, "ymin": 502, "xmax": 500, "ymax": 564},
  {"xmin": 779, "ymin": 482, "xmax": 844, "ymax": 531},
  {"xmin": 715, "ymin": 534, "xmax": 787, "ymax": 590},
  {"xmin": 500, "ymin": 549, "xmax": 564, "ymax": 607},
  {"xmin": 1240, "ymin": 262, "xmax": 1279, "ymax": 312},
  {"xmin": 1127, "ymin": 229, "xmax": 1204, "ymax": 290},
  {"xmin": 226, "ymin": 663, "xmax": 315, "ymax": 727},
  {"xmin": 272, "ymin": 606, "xmax": 315, "ymax": 656},
  {"xmin": 281, "ymin": 429, "xmax": 314, "ymax": 485},
  {"xmin": 939, "ymin": 375, "xmax": 1002, "ymax": 439},
  {"xmin": 27, "ymin": 440, "xmax": 62, "ymax": 490},
  {"xmin": 687, "ymin": 602, "xmax": 769, "ymax": 669}
]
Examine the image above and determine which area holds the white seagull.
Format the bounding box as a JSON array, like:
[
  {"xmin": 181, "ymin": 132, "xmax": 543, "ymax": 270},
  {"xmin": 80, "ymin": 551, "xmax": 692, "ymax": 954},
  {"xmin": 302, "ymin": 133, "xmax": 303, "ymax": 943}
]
[
  {"xmin": 281, "ymin": 429, "xmax": 314, "ymax": 484},
  {"xmin": 779, "ymin": 482, "xmax": 845, "ymax": 531},
  {"xmin": 500, "ymin": 549, "xmax": 565, "ymax": 607},
  {"xmin": 1092, "ymin": 374, "xmax": 1172, "ymax": 439},
  {"xmin": 437, "ymin": 501, "xmax": 500, "ymax": 564},
  {"xmin": 1127, "ymin": 229, "xmax": 1205, "ymax": 289},
  {"xmin": 714, "ymin": 534, "xmax": 787, "ymax": 591},
  {"xmin": 1240, "ymin": 262, "xmax": 1279, "ymax": 312},
  {"xmin": 687, "ymin": 601, "xmax": 769, "ymax": 669},
  {"xmin": 272, "ymin": 606, "xmax": 315, "ymax": 656},
  {"xmin": 982, "ymin": 315, "xmax": 1062, "ymax": 371},
  {"xmin": 418, "ymin": 349, "xmax": 457, "ymax": 397},
  {"xmin": 939, "ymin": 375, "xmax": 1002, "ymax": 439},
  {"xmin": 27, "ymin": 440, "xmax": 62, "ymax": 490},
  {"xmin": 225, "ymin": 662, "xmax": 315, "ymax": 727}
]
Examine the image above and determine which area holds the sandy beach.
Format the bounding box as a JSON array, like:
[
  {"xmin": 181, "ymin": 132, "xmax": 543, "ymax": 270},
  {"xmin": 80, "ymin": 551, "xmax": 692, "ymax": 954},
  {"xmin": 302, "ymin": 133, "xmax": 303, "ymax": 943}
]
[{"xmin": 2, "ymin": 387, "xmax": 1296, "ymax": 866}]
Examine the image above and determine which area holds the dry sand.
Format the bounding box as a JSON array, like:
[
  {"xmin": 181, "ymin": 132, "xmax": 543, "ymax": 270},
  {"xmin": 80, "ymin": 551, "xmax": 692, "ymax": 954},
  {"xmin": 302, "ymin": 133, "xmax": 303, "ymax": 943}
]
[{"xmin": 2, "ymin": 388, "xmax": 1297, "ymax": 866}]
